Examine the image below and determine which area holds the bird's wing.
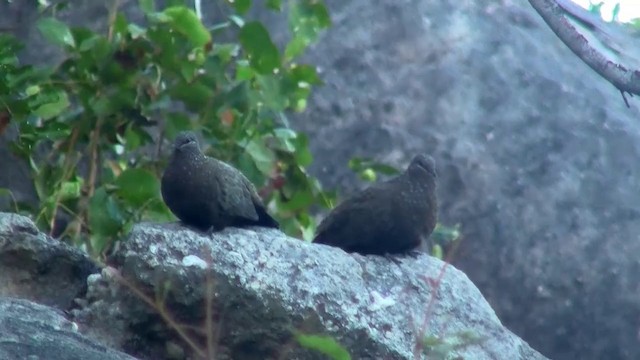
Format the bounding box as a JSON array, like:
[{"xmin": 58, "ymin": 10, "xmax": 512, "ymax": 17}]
[
  {"xmin": 314, "ymin": 185, "xmax": 392, "ymax": 247},
  {"xmin": 212, "ymin": 160, "xmax": 260, "ymax": 221}
]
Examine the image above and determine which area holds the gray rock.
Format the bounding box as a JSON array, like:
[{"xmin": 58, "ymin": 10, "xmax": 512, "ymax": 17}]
[
  {"xmin": 0, "ymin": 297, "xmax": 136, "ymax": 360},
  {"xmin": 74, "ymin": 221, "xmax": 547, "ymax": 360},
  {"xmin": 314, "ymin": 154, "xmax": 438, "ymax": 255},
  {"xmin": 1, "ymin": 1, "xmax": 639, "ymax": 359},
  {"xmin": 0, "ymin": 212, "xmax": 99, "ymax": 310},
  {"xmin": 283, "ymin": 2, "xmax": 640, "ymax": 360}
]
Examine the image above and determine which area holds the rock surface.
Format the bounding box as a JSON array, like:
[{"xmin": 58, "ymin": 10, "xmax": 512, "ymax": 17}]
[
  {"xmin": 285, "ymin": 2, "xmax": 640, "ymax": 360},
  {"xmin": 0, "ymin": 211, "xmax": 546, "ymax": 360},
  {"xmin": 1, "ymin": 1, "xmax": 639, "ymax": 359},
  {"xmin": 0, "ymin": 212, "xmax": 99, "ymax": 310},
  {"xmin": 75, "ymin": 220, "xmax": 546, "ymax": 360},
  {"xmin": 0, "ymin": 297, "xmax": 136, "ymax": 360}
]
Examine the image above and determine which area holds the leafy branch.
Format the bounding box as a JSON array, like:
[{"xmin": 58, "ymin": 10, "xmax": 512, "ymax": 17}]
[{"xmin": 0, "ymin": 0, "xmax": 333, "ymax": 258}]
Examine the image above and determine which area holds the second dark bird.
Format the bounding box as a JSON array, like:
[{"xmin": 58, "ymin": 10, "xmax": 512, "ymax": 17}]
[
  {"xmin": 161, "ymin": 131, "xmax": 279, "ymax": 232},
  {"xmin": 313, "ymin": 154, "xmax": 438, "ymax": 256}
]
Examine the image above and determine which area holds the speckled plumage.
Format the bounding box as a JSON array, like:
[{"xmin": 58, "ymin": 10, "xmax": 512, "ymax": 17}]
[
  {"xmin": 161, "ymin": 131, "xmax": 279, "ymax": 231},
  {"xmin": 313, "ymin": 154, "xmax": 438, "ymax": 255}
]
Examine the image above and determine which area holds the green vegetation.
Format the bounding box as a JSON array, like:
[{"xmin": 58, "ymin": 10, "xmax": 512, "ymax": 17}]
[
  {"xmin": 0, "ymin": 2, "xmax": 463, "ymax": 357},
  {"xmin": 295, "ymin": 333, "xmax": 351, "ymax": 360},
  {"xmin": 0, "ymin": 0, "xmax": 332, "ymax": 258},
  {"xmin": 422, "ymin": 330, "xmax": 488, "ymax": 360}
]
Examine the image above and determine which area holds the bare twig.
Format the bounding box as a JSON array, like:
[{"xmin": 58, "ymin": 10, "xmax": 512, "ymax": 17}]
[
  {"xmin": 528, "ymin": 0, "xmax": 640, "ymax": 107},
  {"xmin": 412, "ymin": 239, "xmax": 463, "ymax": 359},
  {"xmin": 107, "ymin": 0, "xmax": 123, "ymax": 41},
  {"xmin": 48, "ymin": 128, "xmax": 80, "ymax": 236},
  {"xmin": 111, "ymin": 270, "xmax": 207, "ymax": 358}
]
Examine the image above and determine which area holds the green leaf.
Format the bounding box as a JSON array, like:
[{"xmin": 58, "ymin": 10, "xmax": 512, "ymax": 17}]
[
  {"xmin": 291, "ymin": 133, "xmax": 312, "ymax": 166},
  {"xmin": 232, "ymin": 0, "xmax": 252, "ymax": 15},
  {"xmin": 272, "ymin": 128, "xmax": 297, "ymax": 152},
  {"xmin": 308, "ymin": 2, "xmax": 331, "ymax": 28},
  {"xmin": 164, "ymin": 112, "xmax": 193, "ymax": 139},
  {"xmin": 144, "ymin": 198, "xmax": 175, "ymax": 222},
  {"xmin": 59, "ymin": 178, "xmax": 84, "ymax": 201},
  {"xmin": 170, "ymin": 82, "xmax": 215, "ymax": 111},
  {"xmin": 32, "ymin": 90, "xmax": 70, "ymax": 119},
  {"xmin": 432, "ymin": 244, "xmax": 443, "ymax": 259},
  {"xmin": 139, "ymin": 0, "xmax": 155, "ymax": 14},
  {"xmin": 114, "ymin": 168, "xmax": 161, "ymax": 207},
  {"xmin": 348, "ymin": 157, "xmax": 400, "ymax": 176},
  {"xmin": 295, "ymin": 333, "xmax": 351, "ymax": 360},
  {"xmin": 239, "ymin": 22, "xmax": 280, "ymax": 74},
  {"xmin": 235, "ymin": 60, "xmax": 255, "ymax": 81},
  {"xmin": 77, "ymin": 33, "xmax": 102, "ymax": 52},
  {"xmin": 37, "ymin": 18, "xmax": 76, "ymax": 48},
  {"xmin": 266, "ymin": 0, "xmax": 282, "ymax": 11},
  {"xmin": 123, "ymin": 126, "xmax": 142, "ymax": 152},
  {"xmin": 245, "ymin": 138, "xmax": 275, "ymax": 174},
  {"xmin": 89, "ymin": 187, "xmax": 124, "ymax": 237},
  {"xmin": 0, "ymin": 34, "xmax": 23, "ymax": 65},
  {"xmin": 0, "ymin": 188, "xmax": 18, "ymax": 211},
  {"xmin": 285, "ymin": 1, "xmax": 330, "ymax": 59},
  {"xmin": 611, "ymin": 3, "xmax": 620, "ymax": 22},
  {"xmin": 284, "ymin": 36, "xmax": 309, "ymax": 60},
  {"xmin": 432, "ymin": 223, "xmax": 461, "ymax": 245},
  {"xmin": 162, "ymin": 6, "xmax": 212, "ymax": 48},
  {"xmin": 360, "ymin": 168, "xmax": 376, "ymax": 182},
  {"xmin": 25, "ymin": 85, "xmax": 40, "ymax": 96},
  {"xmin": 588, "ymin": 2, "xmax": 604, "ymax": 16},
  {"xmin": 127, "ymin": 24, "xmax": 146, "ymax": 38},
  {"xmin": 255, "ymin": 75, "xmax": 287, "ymax": 111},
  {"xmin": 212, "ymin": 43, "xmax": 239, "ymax": 63},
  {"xmin": 112, "ymin": 13, "xmax": 129, "ymax": 36},
  {"xmin": 289, "ymin": 64, "xmax": 322, "ymax": 85}
]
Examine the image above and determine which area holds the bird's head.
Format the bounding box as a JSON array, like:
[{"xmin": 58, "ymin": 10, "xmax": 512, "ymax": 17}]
[
  {"xmin": 173, "ymin": 131, "xmax": 200, "ymax": 154},
  {"xmin": 407, "ymin": 154, "xmax": 437, "ymax": 180}
]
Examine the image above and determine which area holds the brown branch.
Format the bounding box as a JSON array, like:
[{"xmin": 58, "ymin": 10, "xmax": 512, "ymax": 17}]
[
  {"xmin": 110, "ymin": 269, "xmax": 207, "ymax": 358},
  {"xmin": 48, "ymin": 128, "xmax": 80, "ymax": 236},
  {"xmin": 528, "ymin": 0, "xmax": 640, "ymax": 107}
]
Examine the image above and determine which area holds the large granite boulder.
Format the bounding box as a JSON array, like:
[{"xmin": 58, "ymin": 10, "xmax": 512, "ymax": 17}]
[
  {"xmin": 0, "ymin": 297, "xmax": 135, "ymax": 360},
  {"xmin": 0, "ymin": 212, "xmax": 98, "ymax": 309},
  {"xmin": 76, "ymin": 221, "xmax": 547, "ymax": 360},
  {"xmin": 1, "ymin": 1, "xmax": 639, "ymax": 359},
  {"xmin": 0, "ymin": 212, "xmax": 545, "ymax": 359},
  {"xmin": 286, "ymin": 2, "xmax": 640, "ymax": 360}
]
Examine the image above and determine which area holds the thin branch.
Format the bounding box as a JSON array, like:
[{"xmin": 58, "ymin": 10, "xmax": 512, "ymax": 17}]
[
  {"xmin": 528, "ymin": 0, "xmax": 640, "ymax": 107},
  {"xmin": 194, "ymin": 0, "xmax": 203, "ymax": 20}
]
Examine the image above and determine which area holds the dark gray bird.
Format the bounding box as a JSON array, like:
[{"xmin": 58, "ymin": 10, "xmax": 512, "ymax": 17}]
[
  {"xmin": 161, "ymin": 131, "xmax": 279, "ymax": 231},
  {"xmin": 313, "ymin": 154, "xmax": 437, "ymax": 255}
]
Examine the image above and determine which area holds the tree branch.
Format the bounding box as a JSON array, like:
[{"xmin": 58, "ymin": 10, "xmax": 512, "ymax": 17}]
[{"xmin": 528, "ymin": 0, "xmax": 640, "ymax": 107}]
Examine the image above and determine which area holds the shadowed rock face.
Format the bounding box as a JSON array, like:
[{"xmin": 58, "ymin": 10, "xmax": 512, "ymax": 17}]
[
  {"xmin": 0, "ymin": 212, "xmax": 99, "ymax": 309},
  {"xmin": 0, "ymin": 297, "xmax": 136, "ymax": 360},
  {"xmin": 0, "ymin": 202, "xmax": 547, "ymax": 359},
  {"xmin": 89, "ymin": 218, "xmax": 546, "ymax": 360},
  {"xmin": 2, "ymin": 1, "xmax": 640, "ymax": 359},
  {"xmin": 314, "ymin": 154, "xmax": 437, "ymax": 255},
  {"xmin": 161, "ymin": 131, "xmax": 278, "ymax": 231}
]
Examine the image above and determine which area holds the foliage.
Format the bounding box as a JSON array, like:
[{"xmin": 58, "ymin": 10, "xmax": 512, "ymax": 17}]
[
  {"xmin": 0, "ymin": 0, "xmax": 332, "ymax": 259},
  {"xmin": 295, "ymin": 333, "xmax": 351, "ymax": 360},
  {"xmin": 430, "ymin": 223, "xmax": 461, "ymax": 259},
  {"xmin": 422, "ymin": 330, "xmax": 488, "ymax": 360},
  {"xmin": 348, "ymin": 156, "xmax": 400, "ymax": 182},
  {"xmin": 587, "ymin": 1, "xmax": 625, "ymax": 23}
]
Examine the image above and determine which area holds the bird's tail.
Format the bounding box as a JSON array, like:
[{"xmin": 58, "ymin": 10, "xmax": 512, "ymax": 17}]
[{"xmin": 252, "ymin": 205, "xmax": 280, "ymax": 229}]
